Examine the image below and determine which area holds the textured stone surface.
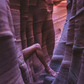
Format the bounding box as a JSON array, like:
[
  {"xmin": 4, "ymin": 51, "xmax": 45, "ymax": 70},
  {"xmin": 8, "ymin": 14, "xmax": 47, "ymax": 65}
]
[
  {"xmin": 51, "ymin": 0, "xmax": 72, "ymax": 84},
  {"xmin": 53, "ymin": 0, "xmax": 84, "ymax": 84},
  {"xmin": 9, "ymin": 0, "xmax": 55, "ymax": 83},
  {"xmin": 0, "ymin": 0, "xmax": 84, "ymax": 84},
  {"xmin": 0, "ymin": 0, "xmax": 24, "ymax": 84}
]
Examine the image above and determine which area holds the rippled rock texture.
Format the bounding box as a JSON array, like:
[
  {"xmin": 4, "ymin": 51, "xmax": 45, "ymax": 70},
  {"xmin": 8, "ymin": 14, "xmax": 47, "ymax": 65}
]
[
  {"xmin": 2, "ymin": 0, "xmax": 55, "ymax": 84},
  {"xmin": 0, "ymin": 0, "xmax": 24, "ymax": 84},
  {"xmin": 52, "ymin": 0, "xmax": 84, "ymax": 84},
  {"xmin": 0, "ymin": 0, "xmax": 84, "ymax": 84}
]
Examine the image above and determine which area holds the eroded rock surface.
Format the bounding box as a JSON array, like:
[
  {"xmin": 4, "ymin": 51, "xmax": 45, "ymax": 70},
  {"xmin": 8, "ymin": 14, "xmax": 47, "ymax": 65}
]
[{"xmin": 0, "ymin": 0, "xmax": 84, "ymax": 84}]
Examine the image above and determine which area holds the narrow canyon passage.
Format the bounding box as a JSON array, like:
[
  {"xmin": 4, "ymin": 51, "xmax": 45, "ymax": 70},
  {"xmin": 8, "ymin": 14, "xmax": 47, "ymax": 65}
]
[
  {"xmin": 0, "ymin": 0, "xmax": 84, "ymax": 84},
  {"xmin": 53, "ymin": 0, "xmax": 67, "ymax": 49}
]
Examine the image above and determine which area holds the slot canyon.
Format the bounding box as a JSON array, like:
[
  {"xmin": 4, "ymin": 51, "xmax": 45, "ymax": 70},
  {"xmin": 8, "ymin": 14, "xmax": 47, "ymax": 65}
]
[{"xmin": 0, "ymin": 0, "xmax": 84, "ymax": 84}]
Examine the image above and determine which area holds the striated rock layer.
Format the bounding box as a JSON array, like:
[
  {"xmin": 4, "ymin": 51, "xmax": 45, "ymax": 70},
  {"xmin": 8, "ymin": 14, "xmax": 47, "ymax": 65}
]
[
  {"xmin": 0, "ymin": 0, "xmax": 84, "ymax": 84},
  {"xmin": 0, "ymin": 0, "xmax": 24, "ymax": 84},
  {"xmin": 52, "ymin": 0, "xmax": 84, "ymax": 84}
]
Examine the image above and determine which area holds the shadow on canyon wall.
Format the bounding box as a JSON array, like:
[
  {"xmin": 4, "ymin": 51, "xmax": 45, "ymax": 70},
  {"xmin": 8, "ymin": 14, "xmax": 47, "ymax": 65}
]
[{"xmin": 0, "ymin": 0, "xmax": 84, "ymax": 84}]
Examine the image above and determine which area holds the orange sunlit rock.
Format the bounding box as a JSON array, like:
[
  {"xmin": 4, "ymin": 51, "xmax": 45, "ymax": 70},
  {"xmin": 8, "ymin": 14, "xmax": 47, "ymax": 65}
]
[{"xmin": 53, "ymin": 1, "xmax": 67, "ymax": 48}]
